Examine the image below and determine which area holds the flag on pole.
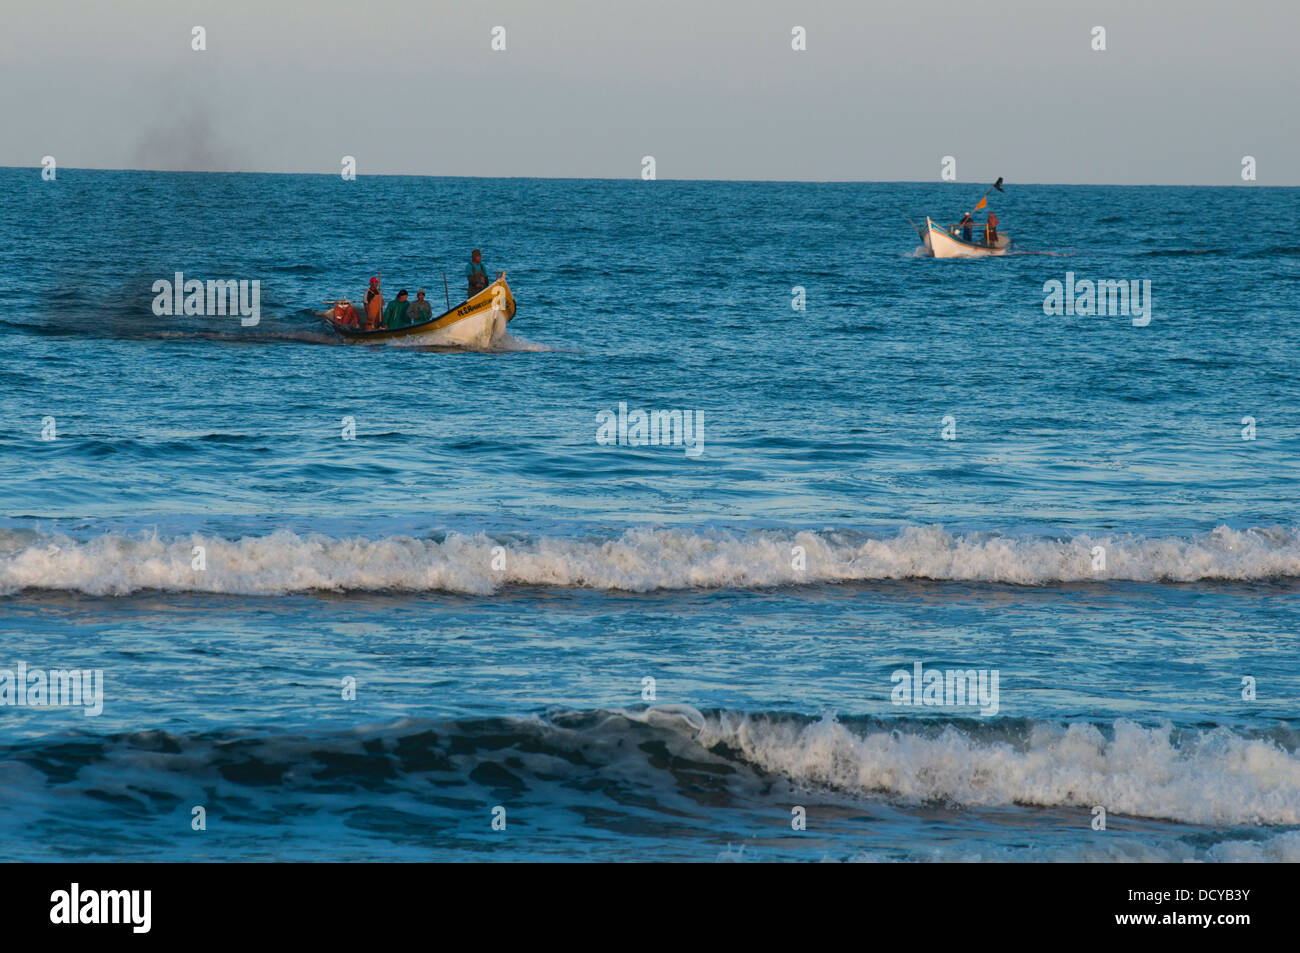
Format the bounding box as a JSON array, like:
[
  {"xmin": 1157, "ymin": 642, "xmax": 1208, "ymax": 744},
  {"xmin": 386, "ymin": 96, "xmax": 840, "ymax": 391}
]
[{"xmin": 973, "ymin": 196, "xmax": 988, "ymax": 211}]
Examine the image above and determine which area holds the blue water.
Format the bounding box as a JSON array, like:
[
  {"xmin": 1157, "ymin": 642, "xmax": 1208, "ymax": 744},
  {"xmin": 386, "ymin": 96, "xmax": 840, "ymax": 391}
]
[{"xmin": 2, "ymin": 168, "xmax": 1298, "ymax": 861}]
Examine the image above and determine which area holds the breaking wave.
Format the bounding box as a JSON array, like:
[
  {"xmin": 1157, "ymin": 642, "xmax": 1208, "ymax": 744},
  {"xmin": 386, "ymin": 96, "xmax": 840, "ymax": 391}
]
[
  {"xmin": 700, "ymin": 710, "xmax": 1300, "ymax": 827},
  {"xmin": 1, "ymin": 524, "xmax": 1298, "ymax": 596},
  {"xmin": 7, "ymin": 709, "xmax": 1297, "ymax": 836}
]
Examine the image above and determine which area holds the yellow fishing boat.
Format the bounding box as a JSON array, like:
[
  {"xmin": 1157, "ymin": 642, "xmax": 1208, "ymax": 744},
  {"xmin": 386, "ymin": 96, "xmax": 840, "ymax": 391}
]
[{"xmin": 321, "ymin": 274, "xmax": 517, "ymax": 347}]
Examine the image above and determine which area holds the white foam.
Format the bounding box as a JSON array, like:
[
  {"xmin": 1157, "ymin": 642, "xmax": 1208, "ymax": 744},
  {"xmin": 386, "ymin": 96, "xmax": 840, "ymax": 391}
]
[
  {"xmin": 492, "ymin": 333, "xmax": 556, "ymax": 352},
  {"xmin": 830, "ymin": 831, "xmax": 1300, "ymax": 862},
  {"xmin": 1, "ymin": 524, "xmax": 1297, "ymax": 595},
  {"xmin": 698, "ymin": 712, "xmax": 1300, "ymax": 826},
  {"xmin": 384, "ymin": 332, "xmax": 554, "ymax": 352}
]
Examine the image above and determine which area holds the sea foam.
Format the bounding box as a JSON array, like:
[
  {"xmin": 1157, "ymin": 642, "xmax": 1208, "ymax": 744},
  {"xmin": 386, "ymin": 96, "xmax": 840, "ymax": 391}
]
[
  {"xmin": 1, "ymin": 524, "xmax": 1297, "ymax": 596},
  {"xmin": 696, "ymin": 711, "xmax": 1300, "ymax": 826}
]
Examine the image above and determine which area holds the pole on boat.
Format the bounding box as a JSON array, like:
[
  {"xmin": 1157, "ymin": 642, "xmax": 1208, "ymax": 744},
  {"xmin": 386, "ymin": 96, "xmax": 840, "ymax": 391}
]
[
  {"xmin": 442, "ymin": 273, "xmax": 450, "ymax": 310},
  {"xmin": 964, "ymin": 177, "xmax": 1005, "ymax": 219}
]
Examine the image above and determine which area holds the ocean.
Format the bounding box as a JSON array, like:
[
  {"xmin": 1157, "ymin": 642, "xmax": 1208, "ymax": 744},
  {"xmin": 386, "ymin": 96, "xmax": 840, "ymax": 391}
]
[{"xmin": 1, "ymin": 168, "xmax": 1298, "ymax": 861}]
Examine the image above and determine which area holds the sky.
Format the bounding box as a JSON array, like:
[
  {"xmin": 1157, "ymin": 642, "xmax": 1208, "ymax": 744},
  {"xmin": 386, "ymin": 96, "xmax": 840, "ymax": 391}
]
[{"xmin": 0, "ymin": 0, "xmax": 1296, "ymax": 184}]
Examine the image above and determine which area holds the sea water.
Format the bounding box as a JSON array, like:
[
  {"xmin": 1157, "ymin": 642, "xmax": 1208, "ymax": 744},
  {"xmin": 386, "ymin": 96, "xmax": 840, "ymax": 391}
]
[{"xmin": 1, "ymin": 169, "xmax": 1298, "ymax": 860}]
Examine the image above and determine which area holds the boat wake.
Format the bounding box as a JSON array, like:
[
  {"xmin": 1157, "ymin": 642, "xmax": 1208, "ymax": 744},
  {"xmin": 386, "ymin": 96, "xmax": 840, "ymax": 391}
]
[
  {"xmin": 382, "ymin": 332, "xmax": 557, "ymax": 353},
  {"xmin": 909, "ymin": 245, "xmax": 1066, "ymax": 259},
  {"xmin": 2, "ymin": 523, "xmax": 1298, "ymax": 596},
  {"xmin": 491, "ymin": 333, "xmax": 558, "ymax": 353},
  {"xmin": 152, "ymin": 327, "xmax": 340, "ymax": 345}
]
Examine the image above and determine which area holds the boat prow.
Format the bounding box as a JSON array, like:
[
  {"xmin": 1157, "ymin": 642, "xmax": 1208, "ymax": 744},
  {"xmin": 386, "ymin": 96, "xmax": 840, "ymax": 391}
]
[
  {"xmin": 321, "ymin": 274, "xmax": 517, "ymax": 347},
  {"xmin": 921, "ymin": 217, "xmax": 1010, "ymax": 258}
]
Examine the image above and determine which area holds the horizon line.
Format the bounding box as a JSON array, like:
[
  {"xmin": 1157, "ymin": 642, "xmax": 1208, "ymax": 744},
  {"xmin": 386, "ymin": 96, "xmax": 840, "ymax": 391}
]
[{"xmin": 1, "ymin": 165, "xmax": 1290, "ymax": 188}]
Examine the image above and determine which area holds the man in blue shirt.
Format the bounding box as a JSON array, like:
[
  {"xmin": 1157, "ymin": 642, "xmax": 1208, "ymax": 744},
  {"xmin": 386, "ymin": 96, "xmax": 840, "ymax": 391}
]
[{"xmin": 466, "ymin": 249, "xmax": 489, "ymax": 297}]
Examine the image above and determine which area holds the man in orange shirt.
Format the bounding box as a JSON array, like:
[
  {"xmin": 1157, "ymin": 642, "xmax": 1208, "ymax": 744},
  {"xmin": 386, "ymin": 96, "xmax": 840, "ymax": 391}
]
[{"xmin": 364, "ymin": 276, "xmax": 384, "ymax": 329}]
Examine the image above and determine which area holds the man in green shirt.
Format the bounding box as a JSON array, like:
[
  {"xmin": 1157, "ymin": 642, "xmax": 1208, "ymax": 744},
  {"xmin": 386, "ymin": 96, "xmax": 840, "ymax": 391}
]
[
  {"xmin": 408, "ymin": 289, "xmax": 434, "ymax": 324},
  {"xmin": 383, "ymin": 289, "xmax": 411, "ymax": 329}
]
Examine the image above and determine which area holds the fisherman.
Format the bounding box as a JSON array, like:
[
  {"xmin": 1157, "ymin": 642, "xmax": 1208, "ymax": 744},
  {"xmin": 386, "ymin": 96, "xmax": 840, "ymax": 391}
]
[
  {"xmin": 408, "ymin": 289, "xmax": 433, "ymax": 324},
  {"xmin": 383, "ymin": 290, "xmax": 411, "ymax": 329},
  {"xmin": 364, "ymin": 276, "xmax": 384, "ymax": 330},
  {"xmin": 987, "ymin": 211, "xmax": 999, "ymax": 244},
  {"xmin": 335, "ymin": 301, "xmax": 361, "ymax": 328},
  {"xmin": 466, "ymin": 249, "xmax": 489, "ymax": 297},
  {"xmin": 958, "ymin": 212, "xmax": 974, "ymax": 243}
]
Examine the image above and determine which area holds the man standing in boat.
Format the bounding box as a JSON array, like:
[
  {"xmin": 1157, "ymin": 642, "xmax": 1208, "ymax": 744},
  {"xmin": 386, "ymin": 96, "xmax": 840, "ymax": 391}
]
[
  {"xmin": 958, "ymin": 212, "xmax": 974, "ymax": 243},
  {"xmin": 364, "ymin": 276, "xmax": 384, "ymax": 330},
  {"xmin": 466, "ymin": 249, "xmax": 489, "ymax": 297}
]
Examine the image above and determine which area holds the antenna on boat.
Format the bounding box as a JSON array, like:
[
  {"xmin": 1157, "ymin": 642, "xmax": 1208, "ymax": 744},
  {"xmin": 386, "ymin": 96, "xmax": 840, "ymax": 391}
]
[{"xmin": 442, "ymin": 273, "xmax": 451, "ymax": 310}]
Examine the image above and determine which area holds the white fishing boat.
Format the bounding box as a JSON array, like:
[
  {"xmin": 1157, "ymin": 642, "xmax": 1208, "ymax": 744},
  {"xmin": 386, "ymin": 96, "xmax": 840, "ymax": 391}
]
[
  {"xmin": 922, "ymin": 217, "xmax": 1009, "ymax": 258},
  {"xmin": 914, "ymin": 177, "xmax": 1009, "ymax": 258}
]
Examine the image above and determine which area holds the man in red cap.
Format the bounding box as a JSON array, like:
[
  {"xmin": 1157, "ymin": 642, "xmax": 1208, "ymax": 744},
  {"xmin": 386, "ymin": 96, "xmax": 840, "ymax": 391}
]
[{"xmin": 364, "ymin": 275, "xmax": 384, "ymax": 330}]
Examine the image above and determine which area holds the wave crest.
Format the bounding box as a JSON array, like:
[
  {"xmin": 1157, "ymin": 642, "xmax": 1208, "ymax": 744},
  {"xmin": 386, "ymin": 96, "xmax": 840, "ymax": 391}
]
[
  {"xmin": 700, "ymin": 712, "xmax": 1300, "ymax": 826},
  {"xmin": 1, "ymin": 523, "xmax": 1297, "ymax": 596}
]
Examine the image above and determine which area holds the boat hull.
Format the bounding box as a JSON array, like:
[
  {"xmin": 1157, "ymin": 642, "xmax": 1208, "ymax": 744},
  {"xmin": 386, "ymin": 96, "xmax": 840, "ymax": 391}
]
[
  {"xmin": 321, "ymin": 276, "xmax": 516, "ymax": 347},
  {"xmin": 922, "ymin": 217, "xmax": 1009, "ymax": 258}
]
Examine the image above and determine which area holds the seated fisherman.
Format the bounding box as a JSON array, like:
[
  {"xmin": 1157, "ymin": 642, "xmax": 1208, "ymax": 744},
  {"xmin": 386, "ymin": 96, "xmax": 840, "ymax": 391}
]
[
  {"xmin": 382, "ymin": 289, "xmax": 411, "ymax": 329},
  {"xmin": 466, "ymin": 249, "xmax": 489, "ymax": 296},
  {"xmin": 335, "ymin": 301, "xmax": 360, "ymax": 327},
  {"xmin": 408, "ymin": 289, "xmax": 434, "ymax": 323}
]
